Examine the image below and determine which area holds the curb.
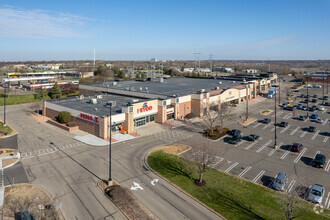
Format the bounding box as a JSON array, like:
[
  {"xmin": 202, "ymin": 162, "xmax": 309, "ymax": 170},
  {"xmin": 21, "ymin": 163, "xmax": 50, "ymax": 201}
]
[{"xmin": 144, "ymin": 146, "xmax": 227, "ymax": 220}]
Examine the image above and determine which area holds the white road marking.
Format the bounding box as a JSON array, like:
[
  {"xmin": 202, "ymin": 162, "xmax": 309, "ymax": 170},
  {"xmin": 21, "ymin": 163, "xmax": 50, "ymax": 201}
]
[
  {"xmin": 253, "ymin": 123, "xmax": 262, "ymax": 128},
  {"xmin": 256, "ymin": 140, "xmax": 272, "ymax": 153},
  {"xmin": 268, "ymin": 142, "xmax": 283, "ymax": 156},
  {"xmin": 324, "ymin": 136, "xmax": 329, "ymax": 143},
  {"xmin": 309, "ymin": 151, "xmax": 320, "ymax": 166},
  {"xmin": 210, "ymin": 157, "xmax": 224, "ymax": 168},
  {"xmin": 322, "ymin": 109, "xmax": 327, "ymax": 114},
  {"xmin": 311, "ymin": 130, "xmax": 320, "ymax": 140},
  {"xmin": 280, "ymin": 125, "xmax": 291, "ymax": 133},
  {"xmin": 325, "ymin": 160, "xmax": 330, "ymax": 172},
  {"xmin": 300, "ymin": 131, "xmax": 307, "ymax": 137},
  {"xmin": 270, "ymin": 127, "xmax": 275, "ymax": 131},
  {"xmin": 324, "ymin": 192, "xmax": 330, "ymax": 209},
  {"xmin": 283, "ymin": 113, "xmax": 293, "ymax": 119},
  {"xmin": 245, "ymin": 141, "xmax": 257, "ymax": 150},
  {"xmin": 323, "ymin": 118, "xmax": 329, "ymax": 125},
  {"xmin": 238, "ymin": 166, "xmax": 252, "ymax": 177},
  {"xmin": 294, "ymin": 148, "xmax": 307, "ymax": 163},
  {"xmin": 225, "ymin": 162, "xmax": 239, "ymax": 173},
  {"xmin": 290, "ymin": 126, "xmax": 300, "ymax": 135},
  {"xmin": 252, "ymin": 170, "xmax": 265, "ymax": 182},
  {"xmin": 281, "ymin": 150, "xmax": 290, "ymax": 160},
  {"xmin": 235, "ymin": 140, "xmax": 246, "ymax": 147},
  {"xmin": 286, "ymin": 180, "xmax": 296, "ymax": 193},
  {"xmin": 262, "ymin": 124, "xmax": 272, "ymax": 130}
]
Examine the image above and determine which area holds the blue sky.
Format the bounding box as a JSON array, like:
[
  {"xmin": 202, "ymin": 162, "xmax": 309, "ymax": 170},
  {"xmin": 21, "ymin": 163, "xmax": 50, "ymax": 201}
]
[{"xmin": 0, "ymin": 0, "xmax": 330, "ymax": 61}]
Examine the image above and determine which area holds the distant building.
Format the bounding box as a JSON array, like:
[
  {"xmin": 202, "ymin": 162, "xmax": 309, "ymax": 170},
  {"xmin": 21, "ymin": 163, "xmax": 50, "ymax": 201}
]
[
  {"xmin": 12, "ymin": 64, "xmax": 27, "ymax": 69},
  {"xmin": 243, "ymin": 69, "xmax": 258, "ymax": 74},
  {"xmin": 151, "ymin": 58, "xmax": 158, "ymax": 62},
  {"xmin": 105, "ymin": 63, "xmax": 113, "ymax": 68},
  {"xmin": 183, "ymin": 68, "xmax": 195, "ymax": 73},
  {"xmin": 197, "ymin": 68, "xmax": 211, "ymax": 73},
  {"xmin": 213, "ymin": 67, "xmax": 234, "ymax": 73}
]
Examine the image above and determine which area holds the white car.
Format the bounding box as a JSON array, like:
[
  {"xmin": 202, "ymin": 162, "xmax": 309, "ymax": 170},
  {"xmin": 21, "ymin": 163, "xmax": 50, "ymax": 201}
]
[
  {"xmin": 305, "ymin": 85, "xmax": 312, "ymax": 88},
  {"xmin": 308, "ymin": 184, "xmax": 325, "ymax": 204},
  {"xmin": 316, "ymin": 117, "xmax": 324, "ymax": 123},
  {"xmin": 317, "ymin": 106, "xmax": 325, "ymax": 111}
]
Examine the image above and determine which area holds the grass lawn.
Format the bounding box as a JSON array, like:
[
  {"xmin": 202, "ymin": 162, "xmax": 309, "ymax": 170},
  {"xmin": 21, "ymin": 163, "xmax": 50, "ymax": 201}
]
[
  {"xmin": 148, "ymin": 151, "xmax": 330, "ymax": 220},
  {"xmin": 0, "ymin": 122, "xmax": 13, "ymax": 135},
  {"xmin": 0, "ymin": 93, "xmax": 51, "ymax": 106}
]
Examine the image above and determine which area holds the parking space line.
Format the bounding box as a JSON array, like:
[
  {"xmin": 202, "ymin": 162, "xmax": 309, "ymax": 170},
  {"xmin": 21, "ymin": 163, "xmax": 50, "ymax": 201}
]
[
  {"xmin": 256, "ymin": 140, "xmax": 272, "ymax": 153},
  {"xmin": 270, "ymin": 127, "xmax": 275, "ymax": 131},
  {"xmin": 235, "ymin": 140, "xmax": 246, "ymax": 147},
  {"xmin": 262, "ymin": 124, "xmax": 272, "ymax": 130},
  {"xmin": 268, "ymin": 142, "xmax": 283, "ymax": 156},
  {"xmin": 253, "ymin": 123, "xmax": 262, "ymax": 128},
  {"xmin": 210, "ymin": 157, "xmax": 224, "ymax": 168},
  {"xmin": 252, "ymin": 170, "xmax": 265, "ymax": 182},
  {"xmin": 309, "ymin": 151, "xmax": 320, "ymax": 166},
  {"xmin": 245, "ymin": 141, "xmax": 257, "ymax": 150},
  {"xmin": 294, "ymin": 148, "xmax": 307, "ymax": 163},
  {"xmin": 290, "ymin": 126, "xmax": 300, "ymax": 135},
  {"xmin": 322, "ymin": 109, "xmax": 327, "ymax": 114},
  {"xmin": 281, "ymin": 150, "xmax": 290, "ymax": 160},
  {"xmin": 238, "ymin": 166, "xmax": 252, "ymax": 177},
  {"xmin": 300, "ymin": 131, "xmax": 307, "ymax": 137},
  {"xmin": 325, "ymin": 160, "xmax": 330, "ymax": 172},
  {"xmin": 324, "ymin": 192, "xmax": 330, "ymax": 209},
  {"xmin": 324, "ymin": 136, "xmax": 329, "ymax": 143},
  {"xmin": 225, "ymin": 162, "xmax": 239, "ymax": 173},
  {"xmin": 280, "ymin": 125, "xmax": 291, "ymax": 134},
  {"xmin": 322, "ymin": 118, "xmax": 328, "ymax": 125},
  {"xmin": 311, "ymin": 130, "xmax": 320, "ymax": 140},
  {"xmin": 286, "ymin": 180, "xmax": 296, "ymax": 193}
]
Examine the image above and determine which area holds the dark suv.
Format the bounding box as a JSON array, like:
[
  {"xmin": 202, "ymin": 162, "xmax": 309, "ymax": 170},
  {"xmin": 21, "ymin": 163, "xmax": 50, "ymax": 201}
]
[
  {"xmin": 230, "ymin": 129, "xmax": 241, "ymax": 136},
  {"xmin": 228, "ymin": 134, "xmax": 242, "ymax": 144},
  {"xmin": 263, "ymin": 118, "xmax": 271, "ymax": 124},
  {"xmin": 291, "ymin": 143, "xmax": 303, "ymax": 152},
  {"xmin": 280, "ymin": 121, "xmax": 288, "ymax": 127},
  {"xmin": 313, "ymin": 154, "xmax": 326, "ymax": 168}
]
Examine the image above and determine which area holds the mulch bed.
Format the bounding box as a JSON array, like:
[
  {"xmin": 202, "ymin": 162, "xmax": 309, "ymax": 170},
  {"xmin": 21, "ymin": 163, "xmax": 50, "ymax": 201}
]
[{"xmin": 203, "ymin": 131, "xmax": 227, "ymax": 140}]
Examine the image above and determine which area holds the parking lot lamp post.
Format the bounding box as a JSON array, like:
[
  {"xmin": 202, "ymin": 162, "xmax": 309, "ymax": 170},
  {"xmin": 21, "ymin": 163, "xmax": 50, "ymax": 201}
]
[
  {"xmin": 108, "ymin": 101, "xmax": 116, "ymax": 186},
  {"xmin": 3, "ymin": 82, "xmax": 7, "ymax": 126},
  {"xmin": 306, "ymin": 77, "xmax": 309, "ymax": 118},
  {"xmin": 272, "ymin": 85, "xmax": 279, "ymax": 149},
  {"xmin": 278, "ymin": 79, "xmax": 281, "ymax": 105},
  {"xmin": 323, "ymin": 73, "xmax": 325, "ymax": 104}
]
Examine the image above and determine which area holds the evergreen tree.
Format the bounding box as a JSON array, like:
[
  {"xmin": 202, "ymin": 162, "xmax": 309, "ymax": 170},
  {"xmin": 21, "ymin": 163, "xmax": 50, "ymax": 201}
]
[{"xmin": 49, "ymin": 82, "xmax": 62, "ymax": 99}]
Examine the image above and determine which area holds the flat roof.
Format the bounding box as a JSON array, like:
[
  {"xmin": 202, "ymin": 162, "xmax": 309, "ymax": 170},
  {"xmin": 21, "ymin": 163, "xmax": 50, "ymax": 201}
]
[
  {"xmin": 89, "ymin": 77, "xmax": 245, "ymax": 98},
  {"xmin": 47, "ymin": 94, "xmax": 149, "ymax": 116}
]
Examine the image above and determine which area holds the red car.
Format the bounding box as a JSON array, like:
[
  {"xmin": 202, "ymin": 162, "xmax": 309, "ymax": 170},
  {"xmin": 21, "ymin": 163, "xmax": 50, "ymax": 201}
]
[{"xmin": 291, "ymin": 143, "xmax": 303, "ymax": 152}]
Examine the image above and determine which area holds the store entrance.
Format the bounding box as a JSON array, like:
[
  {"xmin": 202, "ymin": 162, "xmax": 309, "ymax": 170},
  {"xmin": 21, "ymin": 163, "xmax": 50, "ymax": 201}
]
[{"xmin": 135, "ymin": 117, "xmax": 146, "ymax": 127}]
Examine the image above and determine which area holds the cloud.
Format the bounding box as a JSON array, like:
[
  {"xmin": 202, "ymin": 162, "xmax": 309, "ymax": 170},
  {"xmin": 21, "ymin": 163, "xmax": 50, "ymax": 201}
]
[{"xmin": 0, "ymin": 7, "xmax": 93, "ymax": 38}]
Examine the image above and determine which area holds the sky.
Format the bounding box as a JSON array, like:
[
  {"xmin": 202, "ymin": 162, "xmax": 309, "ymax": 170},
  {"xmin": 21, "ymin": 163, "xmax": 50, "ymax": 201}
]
[{"xmin": 0, "ymin": 0, "xmax": 330, "ymax": 61}]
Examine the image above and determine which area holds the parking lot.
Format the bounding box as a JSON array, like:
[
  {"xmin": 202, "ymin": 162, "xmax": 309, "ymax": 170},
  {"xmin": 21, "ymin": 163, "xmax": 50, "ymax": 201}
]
[{"xmin": 180, "ymin": 85, "xmax": 330, "ymax": 209}]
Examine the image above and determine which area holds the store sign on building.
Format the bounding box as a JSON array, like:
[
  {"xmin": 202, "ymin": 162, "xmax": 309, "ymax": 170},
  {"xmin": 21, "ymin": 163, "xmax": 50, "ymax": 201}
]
[
  {"xmin": 80, "ymin": 113, "xmax": 99, "ymax": 123},
  {"xmin": 166, "ymin": 108, "xmax": 174, "ymax": 114},
  {"xmin": 137, "ymin": 103, "xmax": 153, "ymax": 114}
]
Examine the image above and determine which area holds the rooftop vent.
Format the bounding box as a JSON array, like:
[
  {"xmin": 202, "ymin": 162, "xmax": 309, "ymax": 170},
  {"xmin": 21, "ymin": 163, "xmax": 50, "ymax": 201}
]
[
  {"xmin": 200, "ymin": 89, "xmax": 205, "ymax": 93},
  {"xmin": 232, "ymin": 81, "xmax": 236, "ymax": 84},
  {"xmin": 94, "ymin": 108, "xmax": 98, "ymax": 111},
  {"xmin": 215, "ymin": 86, "xmax": 220, "ymax": 90},
  {"xmin": 79, "ymin": 95, "xmax": 84, "ymax": 100},
  {"xmin": 89, "ymin": 98, "xmax": 97, "ymax": 104},
  {"xmin": 112, "ymin": 82, "xmax": 117, "ymax": 86},
  {"xmin": 96, "ymin": 95, "xmax": 103, "ymax": 99},
  {"xmin": 218, "ymin": 82, "xmax": 222, "ymax": 84},
  {"xmin": 131, "ymin": 99, "xmax": 139, "ymax": 103},
  {"xmin": 107, "ymin": 85, "xmax": 110, "ymax": 87},
  {"xmin": 130, "ymin": 87, "xmax": 135, "ymax": 91},
  {"xmin": 140, "ymin": 87, "xmax": 142, "ymax": 91}
]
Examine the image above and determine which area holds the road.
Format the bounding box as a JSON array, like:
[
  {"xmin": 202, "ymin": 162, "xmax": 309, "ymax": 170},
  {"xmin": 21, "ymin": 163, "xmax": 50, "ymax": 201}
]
[{"xmin": 3, "ymin": 104, "xmax": 221, "ymax": 220}]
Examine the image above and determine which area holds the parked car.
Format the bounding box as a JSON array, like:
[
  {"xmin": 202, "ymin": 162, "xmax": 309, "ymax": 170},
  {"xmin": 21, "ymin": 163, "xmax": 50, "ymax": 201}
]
[
  {"xmin": 309, "ymin": 105, "xmax": 317, "ymax": 111},
  {"xmin": 304, "ymin": 99, "xmax": 310, "ymax": 103},
  {"xmin": 317, "ymin": 106, "xmax": 325, "ymax": 111},
  {"xmin": 228, "ymin": 134, "xmax": 242, "ymax": 144},
  {"xmin": 300, "ymin": 94, "xmax": 306, "ymax": 98},
  {"xmin": 308, "ymin": 184, "xmax": 325, "ymax": 204},
  {"xmin": 247, "ymin": 134, "xmax": 259, "ymax": 141},
  {"xmin": 312, "ymin": 99, "xmax": 318, "ymax": 103},
  {"xmin": 271, "ymin": 173, "xmax": 288, "ymax": 191},
  {"xmin": 284, "ymin": 106, "xmax": 294, "ymax": 111},
  {"xmin": 305, "ymin": 85, "xmax": 312, "ymax": 88},
  {"xmin": 325, "ymin": 102, "xmax": 330, "ymax": 106},
  {"xmin": 283, "ymin": 102, "xmax": 291, "ymax": 106},
  {"xmin": 299, "ymin": 115, "xmax": 306, "ymax": 121},
  {"xmin": 313, "ymin": 94, "xmax": 318, "ymax": 98},
  {"xmin": 291, "ymin": 143, "xmax": 303, "ymax": 152},
  {"xmin": 263, "ymin": 118, "xmax": 271, "ymax": 124},
  {"xmin": 293, "ymin": 90, "xmax": 299, "ymax": 92},
  {"xmin": 230, "ymin": 129, "xmax": 241, "ymax": 136},
  {"xmin": 280, "ymin": 121, "xmax": 288, "ymax": 127},
  {"xmin": 308, "ymin": 126, "xmax": 316, "ymax": 132},
  {"xmin": 310, "ymin": 114, "xmax": 318, "ymax": 119},
  {"xmin": 313, "ymin": 85, "xmax": 322, "ymax": 88},
  {"xmin": 301, "ymin": 106, "xmax": 307, "ymax": 111},
  {"xmin": 323, "ymin": 96, "xmax": 329, "ymax": 100},
  {"xmin": 316, "ymin": 117, "xmax": 324, "ymax": 123},
  {"xmin": 312, "ymin": 154, "xmax": 326, "ymax": 168}
]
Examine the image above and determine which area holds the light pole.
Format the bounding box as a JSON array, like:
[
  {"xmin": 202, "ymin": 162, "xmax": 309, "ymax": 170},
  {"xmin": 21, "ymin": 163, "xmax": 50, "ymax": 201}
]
[
  {"xmin": 323, "ymin": 73, "xmax": 325, "ymax": 104},
  {"xmin": 3, "ymin": 82, "xmax": 7, "ymax": 126},
  {"xmin": 244, "ymin": 82, "xmax": 251, "ymax": 121},
  {"xmin": 107, "ymin": 101, "xmax": 116, "ymax": 186},
  {"xmin": 272, "ymin": 85, "xmax": 279, "ymax": 149},
  {"xmin": 306, "ymin": 77, "xmax": 309, "ymax": 118},
  {"xmin": 278, "ymin": 79, "xmax": 281, "ymax": 105}
]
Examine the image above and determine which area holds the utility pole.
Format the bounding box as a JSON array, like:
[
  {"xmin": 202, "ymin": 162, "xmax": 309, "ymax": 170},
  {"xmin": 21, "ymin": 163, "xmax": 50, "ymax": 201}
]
[
  {"xmin": 194, "ymin": 52, "xmax": 201, "ymax": 72},
  {"xmin": 209, "ymin": 54, "xmax": 214, "ymax": 76},
  {"xmin": 93, "ymin": 48, "xmax": 96, "ymax": 69}
]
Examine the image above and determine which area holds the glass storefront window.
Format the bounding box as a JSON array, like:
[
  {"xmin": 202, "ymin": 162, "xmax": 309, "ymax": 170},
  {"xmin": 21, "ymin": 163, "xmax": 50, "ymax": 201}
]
[
  {"xmin": 134, "ymin": 114, "xmax": 156, "ymax": 127},
  {"xmin": 150, "ymin": 115, "xmax": 155, "ymax": 122},
  {"xmin": 167, "ymin": 113, "xmax": 174, "ymax": 120}
]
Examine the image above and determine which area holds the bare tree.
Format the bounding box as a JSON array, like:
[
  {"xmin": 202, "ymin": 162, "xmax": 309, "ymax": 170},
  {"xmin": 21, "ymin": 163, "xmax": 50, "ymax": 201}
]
[
  {"xmin": 203, "ymin": 102, "xmax": 220, "ymax": 135},
  {"xmin": 277, "ymin": 175, "xmax": 308, "ymax": 220},
  {"xmin": 218, "ymin": 102, "xmax": 233, "ymax": 129},
  {"xmin": 187, "ymin": 140, "xmax": 220, "ymax": 184}
]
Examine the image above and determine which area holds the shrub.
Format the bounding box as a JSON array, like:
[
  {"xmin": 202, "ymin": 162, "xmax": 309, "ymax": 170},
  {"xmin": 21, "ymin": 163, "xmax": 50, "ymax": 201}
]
[
  {"xmin": 223, "ymin": 127, "xmax": 230, "ymax": 133},
  {"xmin": 66, "ymin": 122, "xmax": 77, "ymax": 127},
  {"xmin": 58, "ymin": 111, "xmax": 71, "ymax": 124},
  {"xmin": 185, "ymin": 113, "xmax": 196, "ymax": 119}
]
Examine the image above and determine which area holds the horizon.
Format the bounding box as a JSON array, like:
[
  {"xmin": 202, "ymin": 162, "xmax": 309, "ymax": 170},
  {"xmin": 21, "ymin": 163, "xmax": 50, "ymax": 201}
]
[{"xmin": 1, "ymin": 0, "xmax": 330, "ymax": 61}]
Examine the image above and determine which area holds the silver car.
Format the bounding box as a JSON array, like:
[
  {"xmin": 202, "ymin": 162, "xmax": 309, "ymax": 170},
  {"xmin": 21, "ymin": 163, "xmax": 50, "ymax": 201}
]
[
  {"xmin": 271, "ymin": 173, "xmax": 288, "ymax": 191},
  {"xmin": 317, "ymin": 106, "xmax": 325, "ymax": 111},
  {"xmin": 308, "ymin": 184, "xmax": 325, "ymax": 204}
]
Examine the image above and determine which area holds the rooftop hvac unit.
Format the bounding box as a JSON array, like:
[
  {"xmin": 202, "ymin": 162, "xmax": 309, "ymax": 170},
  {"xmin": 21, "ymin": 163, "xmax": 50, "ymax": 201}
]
[
  {"xmin": 215, "ymin": 86, "xmax": 220, "ymax": 90},
  {"xmin": 200, "ymin": 89, "xmax": 205, "ymax": 93},
  {"xmin": 107, "ymin": 85, "xmax": 110, "ymax": 87},
  {"xmin": 125, "ymin": 87, "xmax": 130, "ymax": 91},
  {"xmin": 94, "ymin": 108, "xmax": 98, "ymax": 111},
  {"xmin": 145, "ymin": 87, "xmax": 148, "ymax": 90},
  {"xmin": 232, "ymin": 81, "xmax": 236, "ymax": 83},
  {"xmin": 112, "ymin": 82, "xmax": 117, "ymax": 86},
  {"xmin": 79, "ymin": 95, "xmax": 84, "ymax": 100},
  {"xmin": 96, "ymin": 95, "xmax": 103, "ymax": 99},
  {"xmin": 130, "ymin": 87, "xmax": 135, "ymax": 91},
  {"xmin": 140, "ymin": 87, "xmax": 142, "ymax": 91},
  {"xmin": 131, "ymin": 99, "xmax": 139, "ymax": 103},
  {"xmin": 218, "ymin": 82, "xmax": 222, "ymax": 84}
]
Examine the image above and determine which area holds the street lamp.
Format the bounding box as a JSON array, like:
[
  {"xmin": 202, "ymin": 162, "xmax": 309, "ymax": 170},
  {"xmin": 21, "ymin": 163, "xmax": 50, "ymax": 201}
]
[
  {"xmin": 3, "ymin": 82, "xmax": 7, "ymax": 126},
  {"xmin": 278, "ymin": 78, "xmax": 281, "ymax": 105},
  {"xmin": 306, "ymin": 77, "xmax": 309, "ymax": 118},
  {"xmin": 244, "ymin": 82, "xmax": 252, "ymax": 121},
  {"xmin": 323, "ymin": 73, "xmax": 325, "ymax": 104},
  {"xmin": 272, "ymin": 85, "xmax": 279, "ymax": 149},
  {"xmin": 107, "ymin": 101, "xmax": 116, "ymax": 186}
]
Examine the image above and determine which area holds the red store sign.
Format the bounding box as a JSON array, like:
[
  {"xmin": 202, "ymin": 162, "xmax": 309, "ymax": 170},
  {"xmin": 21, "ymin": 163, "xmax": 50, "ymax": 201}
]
[
  {"xmin": 80, "ymin": 113, "xmax": 99, "ymax": 123},
  {"xmin": 137, "ymin": 102, "xmax": 153, "ymax": 113}
]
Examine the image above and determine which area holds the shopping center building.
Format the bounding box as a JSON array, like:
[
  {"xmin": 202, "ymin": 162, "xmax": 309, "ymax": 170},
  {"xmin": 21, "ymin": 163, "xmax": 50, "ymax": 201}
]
[{"xmin": 43, "ymin": 74, "xmax": 277, "ymax": 140}]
